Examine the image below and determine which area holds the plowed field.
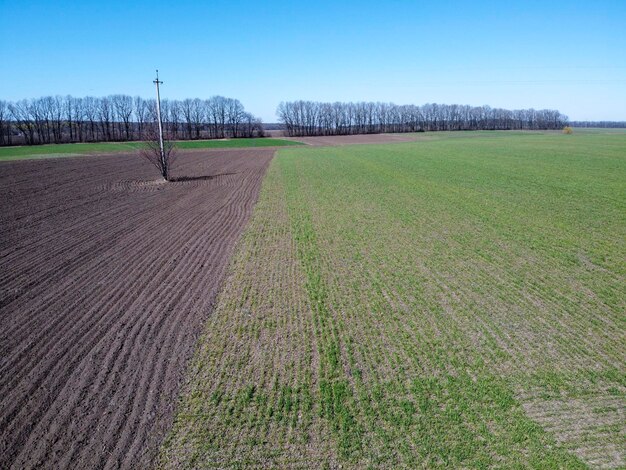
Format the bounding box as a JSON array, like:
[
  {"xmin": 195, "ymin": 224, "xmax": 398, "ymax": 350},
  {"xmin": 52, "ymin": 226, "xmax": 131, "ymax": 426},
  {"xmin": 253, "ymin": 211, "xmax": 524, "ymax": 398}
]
[{"xmin": 0, "ymin": 149, "xmax": 273, "ymax": 468}]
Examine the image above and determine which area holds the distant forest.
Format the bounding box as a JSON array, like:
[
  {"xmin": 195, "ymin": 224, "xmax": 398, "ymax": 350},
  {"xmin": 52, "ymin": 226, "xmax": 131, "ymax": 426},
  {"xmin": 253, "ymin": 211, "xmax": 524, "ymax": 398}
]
[
  {"xmin": 278, "ymin": 101, "xmax": 569, "ymax": 137},
  {"xmin": 2, "ymin": 96, "xmax": 623, "ymax": 147},
  {"xmin": 0, "ymin": 96, "xmax": 264, "ymax": 147},
  {"xmin": 570, "ymin": 121, "xmax": 626, "ymax": 128}
]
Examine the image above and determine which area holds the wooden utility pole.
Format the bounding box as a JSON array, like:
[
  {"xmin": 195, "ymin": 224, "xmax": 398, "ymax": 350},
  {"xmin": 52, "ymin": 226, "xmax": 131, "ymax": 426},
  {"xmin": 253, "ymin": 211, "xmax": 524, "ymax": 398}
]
[{"xmin": 153, "ymin": 70, "xmax": 166, "ymax": 175}]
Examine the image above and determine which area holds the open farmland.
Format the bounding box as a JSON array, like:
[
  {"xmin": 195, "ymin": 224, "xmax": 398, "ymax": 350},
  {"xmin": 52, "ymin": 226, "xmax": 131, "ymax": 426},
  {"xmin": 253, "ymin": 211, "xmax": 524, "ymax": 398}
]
[
  {"xmin": 161, "ymin": 131, "xmax": 626, "ymax": 468},
  {"xmin": 0, "ymin": 148, "xmax": 273, "ymax": 468}
]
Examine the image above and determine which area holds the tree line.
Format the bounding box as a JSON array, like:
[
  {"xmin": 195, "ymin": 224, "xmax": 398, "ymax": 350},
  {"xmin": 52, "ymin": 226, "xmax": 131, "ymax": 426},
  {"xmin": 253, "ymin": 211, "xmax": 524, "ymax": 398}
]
[
  {"xmin": 277, "ymin": 101, "xmax": 568, "ymax": 136},
  {"xmin": 0, "ymin": 95, "xmax": 264, "ymax": 146},
  {"xmin": 570, "ymin": 121, "xmax": 626, "ymax": 128}
]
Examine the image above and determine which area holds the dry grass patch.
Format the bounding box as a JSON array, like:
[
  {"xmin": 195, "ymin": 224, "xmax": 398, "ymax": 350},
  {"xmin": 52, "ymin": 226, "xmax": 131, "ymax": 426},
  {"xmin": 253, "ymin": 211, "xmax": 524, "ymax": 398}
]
[{"xmin": 519, "ymin": 374, "xmax": 625, "ymax": 469}]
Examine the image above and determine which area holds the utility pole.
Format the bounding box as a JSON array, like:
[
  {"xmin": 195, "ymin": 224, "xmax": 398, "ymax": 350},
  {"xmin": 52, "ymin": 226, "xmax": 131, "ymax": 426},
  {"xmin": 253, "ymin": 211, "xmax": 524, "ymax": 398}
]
[{"xmin": 153, "ymin": 70, "xmax": 166, "ymax": 176}]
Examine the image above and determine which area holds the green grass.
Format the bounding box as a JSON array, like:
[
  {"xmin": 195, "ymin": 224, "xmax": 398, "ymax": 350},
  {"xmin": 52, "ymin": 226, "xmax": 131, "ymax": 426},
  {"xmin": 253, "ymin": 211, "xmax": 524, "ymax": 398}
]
[
  {"xmin": 0, "ymin": 141, "xmax": 142, "ymax": 160},
  {"xmin": 567, "ymin": 127, "xmax": 626, "ymax": 135},
  {"xmin": 161, "ymin": 131, "xmax": 625, "ymax": 468},
  {"xmin": 0, "ymin": 137, "xmax": 302, "ymax": 161},
  {"xmin": 174, "ymin": 138, "xmax": 301, "ymax": 149}
]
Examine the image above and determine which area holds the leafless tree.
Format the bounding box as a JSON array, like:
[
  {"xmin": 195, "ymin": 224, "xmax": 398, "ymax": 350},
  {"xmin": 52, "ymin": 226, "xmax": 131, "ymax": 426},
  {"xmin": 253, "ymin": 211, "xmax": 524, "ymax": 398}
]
[
  {"xmin": 134, "ymin": 96, "xmax": 148, "ymax": 138},
  {"xmin": 208, "ymin": 96, "xmax": 227, "ymax": 138},
  {"xmin": 181, "ymin": 98, "xmax": 194, "ymax": 139},
  {"xmin": 140, "ymin": 124, "xmax": 177, "ymax": 181},
  {"xmin": 49, "ymin": 96, "xmax": 63, "ymax": 144},
  {"xmin": 191, "ymin": 98, "xmax": 204, "ymax": 139},
  {"xmin": 277, "ymin": 101, "xmax": 568, "ymax": 137},
  {"xmin": 570, "ymin": 120, "xmax": 626, "ymax": 128},
  {"xmin": 1, "ymin": 93, "xmax": 263, "ymax": 146},
  {"xmin": 167, "ymin": 99, "xmax": 181, "ymax": 139},
  {"xmin": 0, "ymin": 100, "xmax": 10, "ymax": 146},
  {"xmin": 71, "ymin": 97, "xmax": 85, "ymax": 142},
  {"xmin": 9, "ymin": 100, "xmax": 36, "ymax": 145},
  {"xmin": 65, "ymin": 95, "xmax": 75, "ymax": 142},
  {"xmin": 112, "ymin": 94, "xmax": 134, "ymax": 140},
  {"xmin": 226, "ymin": 98, "xmax": 244, "ymax": 137},
  {"xmin": 32, "ymin": 98, "xmax": 48, "ymax": 143},
  {"xmin": 83, "ymin": 97, "xmax": 98, "ymax": 141},
  {"xmin": 98, "ymin": 97, "xmax": 112, "ymax": 141}
]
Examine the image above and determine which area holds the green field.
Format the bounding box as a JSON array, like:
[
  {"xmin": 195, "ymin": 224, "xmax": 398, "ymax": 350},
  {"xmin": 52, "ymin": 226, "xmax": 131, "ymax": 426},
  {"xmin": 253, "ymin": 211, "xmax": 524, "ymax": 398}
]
[
  {"xmin": 175, "ymin": 138, "xmax": 301, "ymax": 150},
  {"xmin": 0, "ymin": 137, "xmax": 301, "ymax": 161},
  {"xmin": 161, "ymin": 131, "xmax": 626, "ymax": 468}
]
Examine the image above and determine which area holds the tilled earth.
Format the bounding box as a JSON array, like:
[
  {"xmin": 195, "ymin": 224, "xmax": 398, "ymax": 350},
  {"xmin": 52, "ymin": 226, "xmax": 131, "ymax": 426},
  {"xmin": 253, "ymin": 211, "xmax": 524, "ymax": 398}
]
[{"xmin": 0, "ymin": 149, "xmax": 273, "ymax": 469}]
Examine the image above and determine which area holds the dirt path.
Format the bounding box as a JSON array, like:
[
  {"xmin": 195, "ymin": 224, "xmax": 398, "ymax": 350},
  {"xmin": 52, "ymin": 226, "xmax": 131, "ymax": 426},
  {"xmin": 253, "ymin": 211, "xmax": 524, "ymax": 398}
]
[{"xmin": 0, "ymin": 149, "xmax": 273, "ymax": 469}]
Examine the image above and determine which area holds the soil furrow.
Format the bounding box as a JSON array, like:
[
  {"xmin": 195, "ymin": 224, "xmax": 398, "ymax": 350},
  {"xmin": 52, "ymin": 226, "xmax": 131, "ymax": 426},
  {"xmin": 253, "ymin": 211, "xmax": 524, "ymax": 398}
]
[{"xmin": 0, "ymin": 149, "xmax": 273, "ymax": 469}]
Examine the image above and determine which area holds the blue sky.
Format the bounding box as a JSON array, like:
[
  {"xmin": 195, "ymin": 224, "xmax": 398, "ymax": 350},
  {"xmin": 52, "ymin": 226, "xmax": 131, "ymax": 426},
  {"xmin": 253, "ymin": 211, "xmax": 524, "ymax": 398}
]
[{"xmin": 1, "ymin": 0, "xmax": 625, "ymax": 121}]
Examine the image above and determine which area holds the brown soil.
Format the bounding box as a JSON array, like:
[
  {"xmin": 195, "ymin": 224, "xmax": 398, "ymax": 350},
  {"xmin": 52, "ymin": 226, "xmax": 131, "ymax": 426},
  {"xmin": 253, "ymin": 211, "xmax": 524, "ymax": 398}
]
[
  {"xmin": 284, "ymin": 133, "xmax": 417, "ymax": 146},
  {"xmin": 0, "ymin": 148, "xmax": 273, "ymax": 469}
]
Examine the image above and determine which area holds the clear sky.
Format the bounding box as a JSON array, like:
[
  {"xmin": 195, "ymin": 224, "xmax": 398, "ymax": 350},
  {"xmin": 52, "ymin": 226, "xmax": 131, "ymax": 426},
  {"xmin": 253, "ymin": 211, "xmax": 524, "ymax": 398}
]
[{"xmin": 1, "ymin": 0, "xmax": 625, "ymax": 122}]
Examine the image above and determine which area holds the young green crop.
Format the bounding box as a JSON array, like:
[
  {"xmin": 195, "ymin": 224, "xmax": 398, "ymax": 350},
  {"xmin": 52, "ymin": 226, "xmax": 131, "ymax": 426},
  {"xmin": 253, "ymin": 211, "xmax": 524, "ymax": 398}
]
[
  {"xmin": 0, "ymin": 138, "xmax": 302, "ymax": 161},
  {"xmin": 161, "ymin": 131, "xmax": 625, "ymax": 468}
]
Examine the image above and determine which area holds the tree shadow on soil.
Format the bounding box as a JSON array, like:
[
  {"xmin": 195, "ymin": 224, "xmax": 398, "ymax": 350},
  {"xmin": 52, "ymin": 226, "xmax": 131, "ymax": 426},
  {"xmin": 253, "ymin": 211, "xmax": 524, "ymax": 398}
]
[{"xmin": 170, "ymin": 172, "xmax": 238, "ymax": 183}]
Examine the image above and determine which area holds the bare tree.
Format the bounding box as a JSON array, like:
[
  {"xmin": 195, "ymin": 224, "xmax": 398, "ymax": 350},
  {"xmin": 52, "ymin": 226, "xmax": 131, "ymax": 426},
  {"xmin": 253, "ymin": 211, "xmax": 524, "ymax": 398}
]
[
  {"xmin": 191, "ymin": 98, "xmax": 204, "ymax": 139},
  {"xmin": 2, "ymin": 93, "xmax": 263, "ymax": 146},
  {"xmin": 83, "ymin": 97, "xmax": 98, "ymax": 141},
  {"xmin": 226, "ymin": 98, "xmax": 244, "ymax": 137},
  {"xmin": 98, "ymin": 97, "xmax": 112, "ymax": 141},
  {"xmin": 277, "ymin": 100, "xmax": 568, "ymax": 137},
  {"xmin": 112, "ymin": 94, "xmax": 134, "ymax": 141},
  {"xmin": 181, "ymin": 98, "xmax": 194, "ymax": 140},
  {"xmin": 9, "ymin": 100, "xmax": 36, "ymax": 145},
  {"xmin": 49, "ymin": 96, "xmax": 63, "ymax": 144},
  {"xmin": 168, "ymin": 99, "xmax": 181, "ymax": 139},
  {"xmin": 71, "ymin": 97, "xmax": 85, "ymax": 142},
  {"xmin": 140, "ymin": 124, "xmax": 177, "ymax": 181},
  {"xmin": 65, "ymin": 95, "xmax": 74, "ymax": 142},
  {"xmin": 134, "ymin": 96, "xmax": 148, "ymax": 138},
  {"xmin": 570, "ymin": 120, "xmax": 626, "ymax": 128},
  {"xmin": 0, "ymin": 100, "xmax": 10, "ymax": 146},
  {"xmin": 208, "ymin": 96, "xmax": 227, "ymax": 138}
]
